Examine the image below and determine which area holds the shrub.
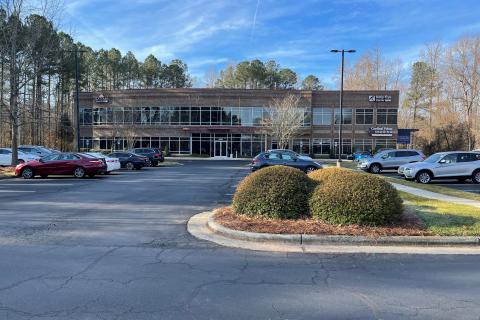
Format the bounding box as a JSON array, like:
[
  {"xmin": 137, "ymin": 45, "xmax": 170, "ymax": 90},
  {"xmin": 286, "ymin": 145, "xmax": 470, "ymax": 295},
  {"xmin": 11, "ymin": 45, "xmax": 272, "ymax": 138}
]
[
  {"xmin": 309, "ymin": 171, "xmax": 403, "ymax": 226},
  {"xmin": 308, "ymin": 167, "xmax": 354, "ymax": 184},
  {"xmin": 233, "ymin": 166, "xmax": 314, "ymax": 219}
]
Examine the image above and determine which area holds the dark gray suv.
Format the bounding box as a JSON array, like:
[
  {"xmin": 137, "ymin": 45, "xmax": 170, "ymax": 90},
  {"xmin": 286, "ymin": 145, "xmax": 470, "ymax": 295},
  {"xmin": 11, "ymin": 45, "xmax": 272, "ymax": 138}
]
[{"xmin": 251, "ymin": 151, "xmax": 322, "ymax": 173}]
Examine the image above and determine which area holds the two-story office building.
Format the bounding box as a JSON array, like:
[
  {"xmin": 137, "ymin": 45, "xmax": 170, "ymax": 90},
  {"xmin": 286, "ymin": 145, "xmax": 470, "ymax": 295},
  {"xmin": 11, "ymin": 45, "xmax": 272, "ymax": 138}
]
[{"xmin": 78, "ymin": 88, "xmax": 399, "ymax": 158}]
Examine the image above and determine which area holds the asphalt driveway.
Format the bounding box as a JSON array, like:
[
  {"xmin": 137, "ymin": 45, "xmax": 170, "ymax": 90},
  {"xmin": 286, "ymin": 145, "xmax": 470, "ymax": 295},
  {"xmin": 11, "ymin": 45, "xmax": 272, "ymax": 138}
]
[{"xmin": 0, "ymin": 160, "xmax": 479, "ymax": 319}]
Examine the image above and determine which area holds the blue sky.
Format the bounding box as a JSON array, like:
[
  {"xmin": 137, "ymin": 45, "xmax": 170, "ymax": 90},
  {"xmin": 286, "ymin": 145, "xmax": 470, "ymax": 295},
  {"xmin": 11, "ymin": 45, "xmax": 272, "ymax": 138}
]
[{"xmin": 63, "ymin": 0, "xmax": 480, "ymax": 88}]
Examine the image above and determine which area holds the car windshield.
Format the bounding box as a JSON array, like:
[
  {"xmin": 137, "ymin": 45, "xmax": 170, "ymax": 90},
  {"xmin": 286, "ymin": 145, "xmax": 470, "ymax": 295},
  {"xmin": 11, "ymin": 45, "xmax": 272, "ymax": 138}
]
[{"xmin": 424, "ymin": 154, "xmax": 443, "ymax": 163}]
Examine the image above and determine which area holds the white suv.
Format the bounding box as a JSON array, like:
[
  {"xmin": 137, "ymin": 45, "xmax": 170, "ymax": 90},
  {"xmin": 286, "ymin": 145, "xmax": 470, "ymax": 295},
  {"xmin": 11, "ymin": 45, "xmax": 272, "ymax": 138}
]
[
  {"xmin": 358, "ymin": 149, "xmax": 425, "ymax": 173},
  {"xmin": 403, "ymin": 151, "xmax": 480, "ymax": 184},
  {"xmin": 0, "ymin": 148, "xmax": 40, "ymax": 166}
]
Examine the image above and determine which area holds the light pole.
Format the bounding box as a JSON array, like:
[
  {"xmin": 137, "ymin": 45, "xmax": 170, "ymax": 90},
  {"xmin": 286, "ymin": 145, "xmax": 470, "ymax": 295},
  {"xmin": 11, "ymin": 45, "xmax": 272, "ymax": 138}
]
[{"xmin": 331, "ymin": 49, "xmax": 355, "ymax": 167}]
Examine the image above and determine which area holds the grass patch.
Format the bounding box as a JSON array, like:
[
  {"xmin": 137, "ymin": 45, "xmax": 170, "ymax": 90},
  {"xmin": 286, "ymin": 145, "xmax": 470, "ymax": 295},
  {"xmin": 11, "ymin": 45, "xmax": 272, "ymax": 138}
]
[
  {"xmin": 0, "ymin": 166, "xmax": 15, "ymax": 178},
  {"xmin": 384, "ymin": 176, "xmax": 480, "ymax": 202},
  {"xmin": 323, "ymin": 161, "xmax": 358, "ymax": 170},
  {"xmin": 399, "ymin": 191, "xmax": 480, "ymax": 236}
]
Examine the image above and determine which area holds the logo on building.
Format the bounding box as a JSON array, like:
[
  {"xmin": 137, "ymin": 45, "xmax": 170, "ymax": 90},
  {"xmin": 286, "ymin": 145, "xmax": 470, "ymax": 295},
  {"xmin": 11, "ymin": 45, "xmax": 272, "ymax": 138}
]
[
  {"xmin": 368, "ymin": 127, "xmax": 393, "ymax": 137},
  {"xmin": 368, "ymin": 95, "xmax": 392, "ymax": 102},
  {"xmin": 95, "ymin": 94, "xmax": 109, "ymax": 104}
]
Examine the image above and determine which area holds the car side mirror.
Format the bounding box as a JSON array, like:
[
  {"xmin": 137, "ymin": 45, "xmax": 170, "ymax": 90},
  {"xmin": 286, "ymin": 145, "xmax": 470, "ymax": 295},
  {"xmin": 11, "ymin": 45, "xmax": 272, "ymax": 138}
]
[
  {"xmin": 439, "ymin": 159, "xmax": 446, "ymax": 164},
  {"xmin": 381, "ymin": 155, "xmax": 388, "ymax": 159}
]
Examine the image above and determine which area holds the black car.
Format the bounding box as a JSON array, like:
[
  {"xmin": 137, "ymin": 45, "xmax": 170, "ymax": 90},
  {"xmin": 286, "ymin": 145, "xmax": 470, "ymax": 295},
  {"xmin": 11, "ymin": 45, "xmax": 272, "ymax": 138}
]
[
  {"xmin": 251, "ymin": 151, "xmax": 322, "ymax": 173},
  {"xmin": 127, "ymin": 148, "xmax": 164, "ymax": 166},
  {"xmin": 108, "ymin": 152, "xmax": 148, "ymax": 170}
]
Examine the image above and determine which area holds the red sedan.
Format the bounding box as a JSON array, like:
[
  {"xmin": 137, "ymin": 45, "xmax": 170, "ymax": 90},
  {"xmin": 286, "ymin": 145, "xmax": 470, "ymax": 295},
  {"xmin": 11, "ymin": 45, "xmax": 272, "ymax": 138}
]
[{"xmin": 15, "ymin": 153, "xmax": 107, "ymax": 179}]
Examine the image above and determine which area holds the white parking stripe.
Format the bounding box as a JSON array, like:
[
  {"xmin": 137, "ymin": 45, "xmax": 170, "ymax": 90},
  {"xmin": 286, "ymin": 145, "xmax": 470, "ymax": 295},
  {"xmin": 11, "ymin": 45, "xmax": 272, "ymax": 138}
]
[
  {"xmin": 0, "ymin": 190, "xmax": 36, "ymax": 193},
  {"xmin": 0, "ymin": 183, "xmax": 73, "ymax": 187}
]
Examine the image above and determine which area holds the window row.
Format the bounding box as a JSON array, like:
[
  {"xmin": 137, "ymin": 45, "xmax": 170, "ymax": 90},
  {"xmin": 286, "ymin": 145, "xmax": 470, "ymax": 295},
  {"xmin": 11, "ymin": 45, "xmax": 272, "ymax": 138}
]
[
  {"xmin": 79, "ymin": 106, "xmax": 310, "ymax": 127},
  {"xmin": 80, "ymin": 106, "xmax": 398, "ymax": 127},
  {"xmin": 312, "ymin": 108, "xmax": 397, "ymax": 125}
]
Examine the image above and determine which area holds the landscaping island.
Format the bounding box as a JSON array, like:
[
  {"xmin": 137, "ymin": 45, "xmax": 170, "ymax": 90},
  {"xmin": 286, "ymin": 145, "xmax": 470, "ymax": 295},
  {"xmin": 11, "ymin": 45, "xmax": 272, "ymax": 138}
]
[{"xmin": 210, "ymin": 166, "xmax": 480, "ymax": 238}]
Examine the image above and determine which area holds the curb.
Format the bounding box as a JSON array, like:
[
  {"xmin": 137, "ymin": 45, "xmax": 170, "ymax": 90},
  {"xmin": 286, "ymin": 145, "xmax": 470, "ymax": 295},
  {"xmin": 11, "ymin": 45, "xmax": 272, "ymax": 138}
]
[{"xmin": 207, "ymin": 210, "xmax": 480, "ymax": 247}]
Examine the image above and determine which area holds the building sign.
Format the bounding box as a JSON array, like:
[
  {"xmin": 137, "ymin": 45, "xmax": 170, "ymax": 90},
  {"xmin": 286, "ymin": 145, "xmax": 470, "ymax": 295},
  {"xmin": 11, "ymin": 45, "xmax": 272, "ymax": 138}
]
[
  {"xmin": 368, "ymin": 95, "xmax": 392, "ymax": 102},
  {"xmin": 368, "ymin": 127, "xmax": 393, "ymax": 137},
  {"xmin": 397, "ymin": 128, "xmax": 419, "ymax": 144},
  {"xmin": 95, "ymin": 94, "xmax": 109, "ymax": 104}
]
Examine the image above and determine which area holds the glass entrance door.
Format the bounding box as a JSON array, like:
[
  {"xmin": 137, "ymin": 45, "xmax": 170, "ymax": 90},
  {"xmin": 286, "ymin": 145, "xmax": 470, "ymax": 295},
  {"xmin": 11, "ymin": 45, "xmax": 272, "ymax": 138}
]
[{"xmin": 214, "ymin": 140, "xmax": 228, "ymax": 157}]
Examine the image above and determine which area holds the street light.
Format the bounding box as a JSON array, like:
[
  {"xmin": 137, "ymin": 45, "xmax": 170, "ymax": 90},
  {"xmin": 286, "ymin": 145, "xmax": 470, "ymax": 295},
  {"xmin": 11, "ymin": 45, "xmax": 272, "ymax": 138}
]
[{"xmin": 331, "ymin": 49, "xmax": 355, "ymax": 167}]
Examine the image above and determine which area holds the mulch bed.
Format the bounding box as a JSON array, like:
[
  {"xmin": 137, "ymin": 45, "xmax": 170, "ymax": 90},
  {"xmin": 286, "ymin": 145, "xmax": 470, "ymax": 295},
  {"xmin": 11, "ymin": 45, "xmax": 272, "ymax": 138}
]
[
  {"xmin": 213, "ymin": 207, "xmax": 431, "ymax": 237},
  {"xmin": 0, "ymin": 167, "xmax": 15, "ymax": 177}
]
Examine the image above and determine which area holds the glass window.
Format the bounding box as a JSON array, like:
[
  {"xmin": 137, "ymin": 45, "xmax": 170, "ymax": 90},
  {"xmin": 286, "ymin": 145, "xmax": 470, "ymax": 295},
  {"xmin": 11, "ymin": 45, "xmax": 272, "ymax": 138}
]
[
  {"xmin": 377, "ymin": 109, "xmax": 397, "ymax": 125},
  {"xmin": 151, "ymin": 107, "xmax": 160, "ymax": 124},
  {"xmin": 231, "ymin": 108, "xmax": 241, "ymax": 125},
  {"xmin": 201, "ymin": 107, "xmax": 210, "ymax": 125},
  {"xmin": 132, "ymin": 108, "xmax": 141, "ymax": 124},
  {"xmin": 355, "ymin": 108, "xmax": 374, "ymax": 125},
  {"xmin": 113, "ymin": 107, "xmax": 124, "ymax": 124},
  {"xmin": 191, "ymin": 107, "xmax": 201, "ymax": 125},
  {"xmin": 353, "ymin": 139, "xmax": 373, "ymax": 152},
  {"xmin": 313, "ymin": 108, "xmax": 332, "ymax": 125},
  {"xmin": 441, "ymin": 153, "xmax": 458, "ymax": 164},
  {"xmin": 141, "ymin": 107, "xmax": 151, "ymax": 125},
  {"xmin": 334, "ymin": 109, "xmax": 352, "ymax": 124},
  {"xmin": 303, "ymin": 109, "xmax": 311, "ymax": 127},
  {"xmin": 180, "ymin": 107, "xmax": 190, "ymax": 125},
  {"xmin": 124, "ymin": 107, "xmax": 133, "ymax": 124},
  {"xmin": 252, "ymin": 108, "xmax": 263, "ymax": 126},
  {"xmin": 221, "ymin": 107, "xmax": 232, "ymax": 125},
  {"xmin": 160, "ymin": 107, "xmax": 170, "ymax": 124},
  {"xmin": 312, "ymin": 138, "xmax": 331, "ymax": 155},
  {"xmin": 170, "ymin": 107, "xmax": 180, "ymax": 124},
  {"xmin": 241, "ymin": 108, "xmax": 253, "ymax": 126}
]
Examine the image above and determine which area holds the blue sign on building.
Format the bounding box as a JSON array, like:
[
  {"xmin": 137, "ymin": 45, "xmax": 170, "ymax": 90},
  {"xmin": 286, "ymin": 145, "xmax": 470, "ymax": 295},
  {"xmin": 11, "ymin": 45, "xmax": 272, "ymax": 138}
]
[{"xmin": 397, "ymin": 129, "xmax": 417, "ymax": 144}]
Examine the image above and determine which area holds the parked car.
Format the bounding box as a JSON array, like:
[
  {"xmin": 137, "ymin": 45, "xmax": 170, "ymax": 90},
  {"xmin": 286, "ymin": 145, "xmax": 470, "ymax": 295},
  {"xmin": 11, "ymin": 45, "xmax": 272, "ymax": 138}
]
[
  {"xmin": 347, "ymin": 151, "xmax": 372, "ymax": 161},
  {"xmin": 251, "ymin": 151, "xmax": 322, "ymax": 173},
  {"xmin": 151, "ymin": 148, "xmax": 166, "ymax": 162},
  {"xmin": 358, "ymin": 149, "xmax": 425, "ymax": 173},
  {"xmin": 15, "ymin": 152, "xmax": 106, "ymax": 179},
  {"xmin": 267, "ymin": 149, "xmax": 313, "ymax": 161},
  {"xmin": 83, "ymin": 152, "xmax": 121, "ymax": 174},
  {"xmin": 0, "ymin": 148, "xmax": 41, "ymax": 166},
  {"xmin": 18, "ymin": 145, "xmax": 54, "ymax": 157},
  {"xmin": 403, "ymin": 151, "xmax": 480, "ymax": 184},
  {"xmin": 108, "ymin": 152, "xmax": 148, "ymax": 170},
  {"xmin": 127, "ymin": 148, "xmax": 164, "ymax": 166}
]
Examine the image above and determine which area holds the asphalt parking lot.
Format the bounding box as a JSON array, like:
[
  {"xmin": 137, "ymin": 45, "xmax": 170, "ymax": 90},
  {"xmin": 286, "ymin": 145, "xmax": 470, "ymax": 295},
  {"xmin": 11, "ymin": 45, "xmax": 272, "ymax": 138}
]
[{"xmin": 0, "ymin": 160, "xmax": 479, "ymax": 319}]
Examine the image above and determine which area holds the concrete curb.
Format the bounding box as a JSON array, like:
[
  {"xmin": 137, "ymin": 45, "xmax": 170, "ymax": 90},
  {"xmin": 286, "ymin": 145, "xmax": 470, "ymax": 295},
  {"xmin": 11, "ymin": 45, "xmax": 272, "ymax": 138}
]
[
  {"xmin": 206, "ymin": 210, "xmax": 480, "ymax": 247},
  {"xmin": 188, "ymin": 211, "xmax": 480, "ymax": 254}
]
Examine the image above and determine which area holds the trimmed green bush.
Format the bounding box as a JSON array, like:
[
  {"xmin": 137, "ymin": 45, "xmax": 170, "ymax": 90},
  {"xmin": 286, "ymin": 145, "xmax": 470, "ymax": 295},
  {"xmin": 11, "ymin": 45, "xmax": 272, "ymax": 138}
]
[
  {"xmin": 309, "ymin": 171, "xmax": 403, "ymax": 225},
  {"xmin": 308, "ymin": 167, "xmax": 354, "ymax": 184},
  {"xmin": 233, "ymin": 166, "xmax": 314, "ymax": 219}
]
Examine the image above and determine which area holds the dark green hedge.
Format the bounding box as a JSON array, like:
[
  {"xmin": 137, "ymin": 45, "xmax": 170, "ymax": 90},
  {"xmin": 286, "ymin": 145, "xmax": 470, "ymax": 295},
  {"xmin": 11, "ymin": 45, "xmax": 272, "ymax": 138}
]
[
  {"xmin": 309, "ymin": 171, "xmax": 403, "ymax": 225},
  {"xmin": 232, "ymin": 166, "xmax": 314, "ymax": 219}
]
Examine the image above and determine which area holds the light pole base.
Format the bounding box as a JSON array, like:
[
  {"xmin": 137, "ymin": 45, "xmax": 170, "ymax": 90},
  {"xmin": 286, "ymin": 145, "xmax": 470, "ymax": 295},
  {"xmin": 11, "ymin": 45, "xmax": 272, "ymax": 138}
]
[{"xmin": 336, "ymin": 160, "xmax": 342, "ymax": 168}]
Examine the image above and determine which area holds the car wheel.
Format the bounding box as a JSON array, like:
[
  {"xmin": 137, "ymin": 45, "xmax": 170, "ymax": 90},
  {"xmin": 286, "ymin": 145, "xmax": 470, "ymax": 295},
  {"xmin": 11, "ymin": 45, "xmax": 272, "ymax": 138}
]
[
  {"xmin": 125, "ymin": 162, "xmax": 135, "ymax": 170},
  {"xmin": 73, "ymin": 167, "xmax": 86, "ymax": 178},
  {"xmin": 369, "ymin": 164, "xmax": 381, "ymax": 174},
  {"xmin": 21, "ymin": 167, "xmax": 34, "ymax": 179},
  {"xmin": 472, "ymin": 170, "xmax": 480, "ymax": 184},
  {"xmin": 40, "ymin": 175, "xmax": 48, "ymax": 178},
  {"xmin": 305, "ymin": 166, "xmax": 316, "ymax": 174},
  {"xmin": 416, "ymin": 171, "xmax": 432, "ymax": 184}
]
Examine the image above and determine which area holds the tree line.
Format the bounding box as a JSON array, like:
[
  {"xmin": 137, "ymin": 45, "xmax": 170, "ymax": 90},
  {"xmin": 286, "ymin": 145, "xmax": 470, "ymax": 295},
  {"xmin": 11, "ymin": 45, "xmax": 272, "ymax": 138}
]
[
  {"xmin": 0, "ymin": 1, "xmax": 192, "ymax": 163},
  {"xmin": 211, "ymin": 59, "xmax": 324, "ymax": 90}
]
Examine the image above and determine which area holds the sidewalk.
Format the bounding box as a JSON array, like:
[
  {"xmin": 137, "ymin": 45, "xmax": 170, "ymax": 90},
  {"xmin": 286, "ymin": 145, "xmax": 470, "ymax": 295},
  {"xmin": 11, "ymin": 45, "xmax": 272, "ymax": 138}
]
[{"xmin": 392, "ymin": 182, "xmax": 480, "ymax": 208}]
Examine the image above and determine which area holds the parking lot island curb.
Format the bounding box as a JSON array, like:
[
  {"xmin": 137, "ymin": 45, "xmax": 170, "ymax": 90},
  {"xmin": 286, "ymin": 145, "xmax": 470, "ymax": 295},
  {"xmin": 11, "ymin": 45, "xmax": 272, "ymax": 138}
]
[{"xmin": 187, "ymin": 210, "xmax": 480, "ymax": 254}]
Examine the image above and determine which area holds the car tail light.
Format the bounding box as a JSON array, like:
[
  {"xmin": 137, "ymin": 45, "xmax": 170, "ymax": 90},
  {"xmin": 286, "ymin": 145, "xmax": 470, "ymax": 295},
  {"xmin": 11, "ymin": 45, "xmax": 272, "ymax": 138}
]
[
  {"xmin": 252, "ymin": 159, "xmax": 260, "ymax": 165},
  {"xmin": 89, "ymin": 160, "xmax": 103, "ymax": 164},
  {"xmin": 107, "ymin": 160, "xmax": 114, "ymax": 163},
  {"xmin": 154, "ymin": 153, "xmax": 161, "ymax": 158}
]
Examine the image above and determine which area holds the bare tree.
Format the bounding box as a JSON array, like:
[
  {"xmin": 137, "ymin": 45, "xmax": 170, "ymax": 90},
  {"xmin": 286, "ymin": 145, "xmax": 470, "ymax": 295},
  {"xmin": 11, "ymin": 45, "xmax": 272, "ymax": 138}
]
[
  {"xmin": 263, "ymin": 94, "xmax": 305, "ymax": 149},
  {"xmin": 446, "ymin": 36, "xmax": 480, "ymax": 150}
]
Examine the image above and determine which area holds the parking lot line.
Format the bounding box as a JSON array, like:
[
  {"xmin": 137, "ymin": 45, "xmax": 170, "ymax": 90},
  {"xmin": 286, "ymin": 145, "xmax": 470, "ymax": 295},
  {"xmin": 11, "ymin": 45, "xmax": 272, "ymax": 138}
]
[
  {"xmin": 0, "ymin": 183, "xmax": 73, "ymax": 187},
  {"xmin": 0, "ymin": 190, "xmax": 36, "ymax": 193}
]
